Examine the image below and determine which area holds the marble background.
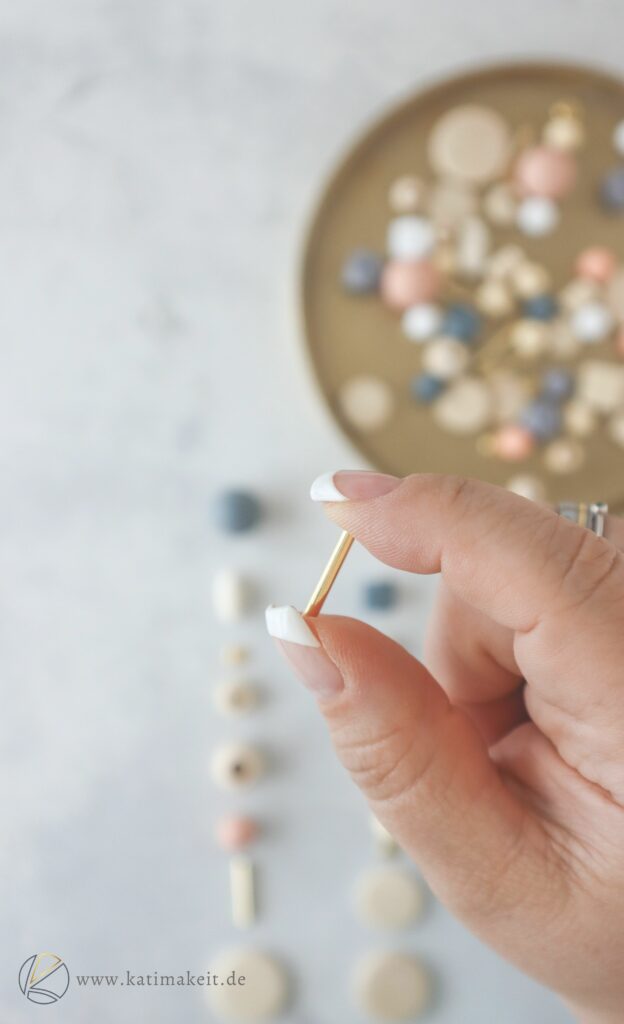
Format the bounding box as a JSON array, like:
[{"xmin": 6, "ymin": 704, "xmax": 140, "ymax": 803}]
[{"xmin": 2, "ymin": 1, "xmax": 622, "ymax": 1020}]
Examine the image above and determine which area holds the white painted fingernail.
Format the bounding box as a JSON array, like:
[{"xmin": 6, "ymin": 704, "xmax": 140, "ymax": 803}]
[
  {"xmin": 265, "ymin": 605, "xmax": 320, "ymax": 647},
  {"xmin": 310, "ymin": 472, "xmax": 348, "ymax": 503}
]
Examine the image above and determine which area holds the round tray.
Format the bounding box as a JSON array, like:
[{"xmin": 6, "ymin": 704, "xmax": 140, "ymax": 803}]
[{"xmin": 301, "ymin": 62, "xmax": 624, "ymax": 509}]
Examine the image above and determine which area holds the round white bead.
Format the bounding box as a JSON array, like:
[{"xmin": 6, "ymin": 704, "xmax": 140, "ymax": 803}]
[
  {"xmin": 563, "ymin": 399, "xmax": 597, "ymax": 438},
  {"xmin": 570, "ymin": 302, "xmax": 615, "ymax": 343},
  {"xmin": 510, "ymin": 320, "xmax": 551, "ymax": 359},
  {"xmin": 433, "ymin": 377, "xmax": 492, "ymax": 434},
  {"xmin": 421, "ymin": 337, "xmax": 470, "ymax": 380},
  {"xmin": 516, "ymin": 196, "xmax": 560, "ymax": 237},
  {"xmin": 543, "ymin": 116, "xmax": 585, "ymax": 151},
  {"xmin": 512, "ymin": 261, "xmax": 551, "ymax": 298},
  {"xmin": 475, "ymin": 278, "xmax": 515, "ymax": 317},
  {"xmin": 386, "ymin": 215, "xmax": 435, "ymax": 260},
  {"xmin": 401, "ymin": 303, "xmax": 442, "ymax": 342},
  {"xmin": 339, "ymin": 375, "xmax": 395, "ymax": 432},
  {"xmin": 207, "ymin": 949, "xmax": 288, "ymax": 1019},
  {"xmin": 577, "ymin": 360, "xmax": 624, "ymax": 413},
  {"xmin": 487, "ymin": 244, "xmax": 526, "ymax": 280},
  {"xmin": 211, "ymin": 742, "xmax": 266, "ymax": 789},
  {"xmin": 388, "ymin": 175, "xmax": 427, "ymax": 212},
  {"xmin": 214, "ymin": 679, "xmax": 260, "ymax": 716},
  {"xmin": 543, "ymin": 438, "xmax": 585, "ymax": 474},
  {"xmin": 354, "ymin": 865, "xmax": 425, "ymax": 929},
  {"xmin": 353, "ymin": 951, "xmax": 430, "ymax": 1020}
]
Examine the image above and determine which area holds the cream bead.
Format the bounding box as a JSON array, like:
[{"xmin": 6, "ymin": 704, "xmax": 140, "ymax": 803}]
[
  {"xmin": 428, "ymin": 179, "xmax": 477, "ymax": 228},
  {"xmin": 213, "ymin": 679, "xmax": 260, "ymax": 716},
  {"xmin": 548, "ymin": 319, "xmax": 582, "ymax": 359},
  {"xmin": 543, "ymin": 116, "xmax": 585, "ymax": 151},
  {"xmin": 506, "ymin": 474, "xmax": 546, "ymax": 501},
  {"xmin": 428, "ymin": 104, "xmax": 511, "ymax": 185},
  {"xmin": 512, "ymin": 261, "xmax": 552, "ymax": 299},
  {"xmin": 475, "ymin": 278, "xmax": 515, "ymax": 317},
  {"xmin": 456, "ymin": 215, "xmax": 491, "ymax": 279},
  {"xmin": 559, "ymin": 277, "xmax": 602, "ymax": 312},
  {"xmin": 354, "ymin": 865, "xmax": 425, "ymax": 929},
  {"xmin": 339, "ymin": 375, "xmax": 395, "ymax": 432},
  {"xmin": 563, "ymin": 399, "xmax": 597, "ymax": 438},
  {"xmin": 576, "ymin": 360, "xmax": 624, "ymax": 413},
  {"xmin": 483, "ymin": 182, "xmax": 517, "ymax": 226},
  {"xmin": 212, "ymin": 569, "xmax": 251, "ymax": 623},
  {"xmin": 211, "ymin": 742, "xmax": 266, "ymax": 790},
  {"xmin": 487, "ymin": 245, "xmax": 526, "ymax": 280},
  {"xmin": 353, "ymin": 951, "xmax": 431, "ymax": 1020},
  {"xmin": 433, "ymin": 377, "xmax": 492, "ymax": 434},
  {"xmin": 421, "ymin": 337, "xmax": 470, "ymax": 380},
  {"xmin": 510, "ymin": 319, "xmax": 551, "ymax": 359},
  {"xmin": 609, "ymin": 410, "xmax": 624, "ymax": 448},
  {"xmin": 208, "ymin": 949, "xmax": 288, "ymax": 1019},
  {"xmin": 490, "ymin": 369, "xmax": 533, "ymax": 422},
  {"xmin": 388, "ymin": 175, "xmax": 428, "ymax": 212},
  {"xmin": 543, "ymin": 438, "xmax": 585, "ymax": 474}
]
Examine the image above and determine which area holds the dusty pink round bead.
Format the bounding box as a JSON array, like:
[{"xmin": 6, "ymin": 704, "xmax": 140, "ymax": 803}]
[
  {"xmin": 380, "ymin": 260, "xmax": 441, "ymax": 312},
  {"xmin": 575, "ymin": 247, "xmax": 618, "ymax": 284},
  {"xmin": 514, "ymin": 145, "xmax": 577, "ymax": 200},
  {"xmin": 493, "ymin": 425, "xmax": 535, "ymax": 461},
  {"xmin": 215, "ymin": 815, "xmax": 259, "ymax": 851}
]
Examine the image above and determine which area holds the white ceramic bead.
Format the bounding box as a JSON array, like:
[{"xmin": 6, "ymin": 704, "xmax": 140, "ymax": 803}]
[
  {"xmin": 543, "ymin": 438, "xmax": 585, "ymax": 474},
  {"xmin": 338, "ymin": 375, "xmax": 395, "ymax": 432},
  {"xmin": 609, "ymin": 410, "xmax": 624, "ymax": 448},
  {"xmin": 570, "ymin": 302, "xmax": 615, "ymax": 343},
  {"xmin": 512, "ymin": 261, "xmax": 552, "ymax": 298},
  {"xmin": 212, "ymin": 569, "xmax": 251, "ymax": 623},
  {"xmin": 563, "ymin": 399, "xmax": 597, "ymax": 438},
  {"xmin": 421, "ymin": 337, "xmax": 470, "ymax": 380},
  {"xmin": 214, "ymin": 679, "xmax": 260, "ymax": 716},
  {"xmin": 516, "ymin": 196, "xmax": 560, "ymax": 237},
  {"xmin": 613, "ymin": 119, "xmax": 624, "ymax": 157},
  {"xmin": 354, "ymin": 865, "xmax": 425, "ymax": 930},
  {"xmin": 211, "ymin": 742, "xmax": 266, "ymax": 790},
  {"xmin": 433, "ymin": 377, "xmax": 492, "ymax": 434},
  {"xmin": 506, "ymin": 474, "xmax": 546, "ymax": 501},
  {"xmin": 353, "ymin": 951, "xmax": 430, "ymax": 1020},
  {"xmin": 207, "ymin": 948, "xmax": 288, "ymax": 1020},
  {"xmin": 388, "ymin": 175, "xmax": 427, "ymax": 212},
  {"xmin": 577, "ymin": 360, "xmax": 624, "ymax": 413},
  {"xmin": 387, "ymin": 215, "xmax": 435, "ymax": 260},
  {"xmin": 401, "ymin": 303, "xmax": 442, "ymax": 342},
  {"xmin": 456, "ymin": 215, "xmax": 490, "ymax": 278},
  {"xmin": 483, "ymin": 182, "xmax": 517, "ymax": 226},
  {"xmin": 475, "ymin": 278, "xmax": 515, "ymax": 317}
]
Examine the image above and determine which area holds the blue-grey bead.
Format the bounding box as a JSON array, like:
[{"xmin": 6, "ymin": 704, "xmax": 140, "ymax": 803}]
[
  {"xmin": 342, "ymin": 249, "xmax": 383, "ymax": 293},
  {"xmin": 600, "ymin": 167, "xmax": 624, "ymax": 211},
  {"xmin": 519, "ymin": 399, "xmax": 562, "ymax": 442},
  {"xmin": 442, "ymin": 303, "xmax": 481, "ymax": 342},
  {"xmin": 541, "ymin": 368, "xmax": 574, "ymax": 402},
  {"xmin": 410, "ymin": 373, "xmax": 445, "ymax": 403},
  {"xmin": 364, "ymin": 581, "xmax": 398, "ymax": 610},
  {"xmin": 522, "ymin": 294, "xmax": 558, "ymax": 320},
  {"xmin": 213, "ymin": 490, "xmax": 262, "ymax": 533}
]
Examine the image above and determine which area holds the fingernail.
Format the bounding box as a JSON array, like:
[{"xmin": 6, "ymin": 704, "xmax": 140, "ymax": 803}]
[
  {"xmin": 265, "ymin": 605, "xmax": 343, "ymax": 698},
  {"xmin": 310, "ymin": 470, "xmax": 401, "ymax": 502}
]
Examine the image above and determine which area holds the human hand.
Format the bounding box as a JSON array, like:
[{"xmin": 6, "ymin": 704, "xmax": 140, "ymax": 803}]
[{"xmin": 266, "ymin": 472, "xmax": 624, "ymax": 1024}]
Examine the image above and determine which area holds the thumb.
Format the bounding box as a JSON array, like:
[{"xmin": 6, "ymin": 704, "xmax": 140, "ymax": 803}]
[{"xmin": 266, "ymin": 606, "xmax": 564, "ymax": 935}]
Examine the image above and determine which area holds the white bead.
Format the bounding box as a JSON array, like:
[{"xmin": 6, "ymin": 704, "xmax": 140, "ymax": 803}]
[
  {"xmin": 577, "ymin": 360, "xmax": 624, "ymax": 413},
  {"xmin": 563, "ymin": 399, "xmax": 597, "ymax": 438},
  {"xmin": 613, "ymin": 119, "xmax": 624, "ymax": 157},
  {"xmin": 570, "ymin": 302, "xmax": 615, "ymax": 343},
  {"xmin": 512, "ymin": 261, "xmax": 551, "ymax": 298},
  {"xmin": 353, "ymin": 951, "xmax": 430, "ymax": 1020},
  {"xmin": 212, "ymin": 569, "xmax": 250, "ymax": 623},
  {"xmin": 510, "ymin": 320, "xmax": 551, "ymax": 359},
  {"xmin": 543, "ymin": 439, "xmax": 584, "ymax": 474},
  {"xmin": 516, "ymin": 196, "xmax": 560, "ymax": 237},
  {"xmin": 214, "ymin": 679, "xmax": 260, "ymax": 716},
  {"xmin": 456, "ymin": 215, "xmax": 490, "ymax": 278},
  {"xmin": 433, "ymin": 377, "xmax": 492, "ymax": 434},
  {"xmin": 388, "ymin": 175, "xmax": 427, "ymax": 212},
  {"xmin": 211, "ymin": 742, "xmax": 266, "ymax": 789},
  {"xmin": 338, "ymin": 375, "xmax": 395, "ymax": 432},
  {"xmin": 506, "ymin": 474, "xmax": 546, "ymax": 501},
  {"xmin": 543, "ymin": 116, "xmax": 585, "ymax": 151},
  {"xmin": 421, "ymin": 337, "xmax": 469, "ymax": 380},
  {"xmin": 207, "ymin": 949, "xmax": 288, "ymax": 1019},
  {"xmin": 475, "ymin": 278, "xmax": 515, "ymax": 317},
  {"xmin": 401, "ymin": 303, "xmax": 442, "ymax": 342},
  {"xmin": 354, "ymin": 865, "xmax": 425, "ymax": 929},
  {"xmin": 609, "ymin": 410, "xmax": 624, "ymax": 448},
  {"xmin": 386, "ymin": 215, "xmax": 435, "ymax": 260}
]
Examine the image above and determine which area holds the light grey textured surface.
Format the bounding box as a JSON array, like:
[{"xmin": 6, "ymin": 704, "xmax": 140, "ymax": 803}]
[{"xmin": 2, "ymin": 1, "xmax": 621, "ymax": 1020}]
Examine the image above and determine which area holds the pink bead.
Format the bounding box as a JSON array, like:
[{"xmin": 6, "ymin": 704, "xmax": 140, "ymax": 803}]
[
  {"xmin": 575, "ymin": 247, "xmax": 618, "ymax": 284},
  {"xmin": 380, "ymin": 260, "xmax": 441, "ymax": 312},
  {"xmin": 616, "ymin": 327, "xmax": 624, "ymax": 358},
  {"xmin": 215, "ymin": 815, "xmax": 259, "ymax": 851},
  {"xmin": 514, "ymin": 145, "xmax": 577, "ymax": 200},
  {"xmin": 493, "ymin": 425, "xmax": 535, "ymax": 461}
]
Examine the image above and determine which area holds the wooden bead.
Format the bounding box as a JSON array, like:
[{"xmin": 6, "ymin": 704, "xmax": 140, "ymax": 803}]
[
  {"xmin": 475, "ymin": 278, "xmax": 515, "ymax": 317},
  {"xmin": 388, "ymin": 175, "xmax": 427, "ymax": 212},
  {"xmin": 510, "ymin": 319, "xmax": 550, "ymax": 359},
  {"xmin": 512, "ymin": 262, "xmax": 552, "ymax": 298}
]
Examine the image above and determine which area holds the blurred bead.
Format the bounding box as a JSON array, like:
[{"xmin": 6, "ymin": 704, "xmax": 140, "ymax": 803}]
[
  {"xmin": 575, "ymin": 247, "xmax": 617, "ymax": 284},
  {"xmin": 387, "ymin": 216, "xmax": 435, "ymax": 260},
  {"xmin": 543, "ymin": 438, "xmax": 584, "ymax": 474},
  {"xmin": 616, "ymin": 327, "xmax": 624, "ymax": 358},
  {"xmin": 492, "ymin": 425, "xmax": 535, "ymax": 461},
  {"xmin": 563, "ymin": 399, "xmax": 597, "ymax": 438},
  {"xmin": 388, "ymin": 175, "xmax": 427, "ymax": 212},
  {"xmin": 433, "ymin": 377, "xmax": 492, "ymax": 435},
  {"xmin": 506, "ymin": 474, "xmax": 546, "ymax": 501},
  {"xmin": 410, "ymin": 372, "xmax": 445, "ymax": 403},
  {"xmin": 421, "ymin": 337, "xmax": 470, "ymax": 380},
  {"xmin": 401, "ymin": 303, "xmax": 442, "ymax": 342},
  {"xmin": 541, "ymin": 367, "xmax": 574, "ymax": 401},
  {"xmin": 512, "ymin": 262, "xmax": 552, "ymax": 298},
  {"xmin": 342, "ymin": 249, "xmax": 383, "ymax": 293},
  {"xmin": 549, "ymin": 319, "xmax": 581, "ymax": 359},
  {"xmin": 510, "ymin": 319, "xmax": 550, "ymax": 359},
  {"xmin": 456, "ymin": 215, "xmax": 490, "ymax": 278},
  {"xmin": 522, "ymin": 294, "xmax": 558, "ymax": 320},
  {"xmin": 570, "ymin": 302, "xmax": 615, "ymax": 343},
  {"xmin": 600, "ymin": 167, "xmax": 624, "ymax": 211},
  {"xmin": 577, "ymin": 360, "xmax": 624, "ymax": 413},
  {"xmin": 428, "ymin": 179, "xmax": 477, "ymax": 228},
  {"xmin": 428, "ymin": 104, "xmax": 511, "ymax": 185},
  {"xmin": 363, "ymin": 581, "xmax": 398, "ymax": 610},
  {"xmin": 339, "ymin": 375, "xmax": 395, "ymax": 432},
  {"xmin": 517, "ymin": 196, "xmax": 560, "ymax": 237},
  {"xmin": 490, "ymin": 370, "xmax": 532, "ymax": 423},
  {"xmin": 475, "ymin": 279, "xmax": 514, "ymax": 318},
  {"xmin": 211, "ymin": 742, "xmax": 266, "ymax": 790},
  {"xmin": 514, "ymin": 145, "xmax": 577, "ymax": 199},
  {"xmin": 559, "ymin": 277, "xmax": 601, "ymax": 312},
  {"xmin": 442, "ymin": 303, "xmax": 481, "ymax": 341},
  {"xmin": 213, "ymin": 490, "xmax": 262, "ymax": 534},
  {"xmin": 487, "ymin": 245, "xmax": 526, "ymax": 280},
  {"xmin": 214, "ymin": 679, "xmax": 260, "ymax": 716},
  {"xmin": 215, "ymin": 815, "xmax": 259, "ymax": 851},
  {"xmin": 519, "ymin": 398, "xmax": 562, "ymax": 441},
  {"xmin": 220, "ymin": 644, "xmax": 250, "ymax": 667},
  {"xmin": 613, "ymin": 120, "xmax": 624, "ymax": 157},
  {"xmin": 609, "ymin": 410, "xmax": 624, "ymax": 448},
  {"xmin": 607, "ymin": 268, "xmax": 624, "ymax": 319},
  {"xmin": 212, "ymin": 569, "xmax": 251, "ymax": 623},
  {"xmin": 381, "ymin": 260, "xmax": 441, "ymax": 311},
  {"xmin": 431, "ymin": 241, "xmax": 456, "ymax": 276},
  {"xmin": 543, "ymin": 116, "xmax": 585, "ymax": 152},
  {"xmin": 483, "ymin": 183, "xmax": 517, "ymax": 226}
]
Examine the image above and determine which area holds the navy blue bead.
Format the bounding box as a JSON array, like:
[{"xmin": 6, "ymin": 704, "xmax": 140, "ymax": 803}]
[
  {"xmin": 522, "ymin": 294, "xmax": 558, "ymax": 321},
  {"xmin": 600, "ymin": 167, "xmax": 624, "ymax": 212},
  {"xmin": 410, "ymin": 373, "xmax": 445, "ymax": 403},
  {"xmin": 364, "ymin": 581, "xmax": 398, "ymax": 610},
  {"xmin": 541, "ymin": 368, "xmax": 574, "ymax": 402},
  {"xmin": 213, "ymin": 490, "xmax": 262, "ymax": 533},
  {"xmin": 519, "ymin": 399, "xmax": 562, "ymax": 442},
  {"xmin": 442, "ymin": 303, "xmax": 481, "ymax": 342},
  {"xmin": 342, "ymin": 249, "xmax": 383, "ymax": 293}
]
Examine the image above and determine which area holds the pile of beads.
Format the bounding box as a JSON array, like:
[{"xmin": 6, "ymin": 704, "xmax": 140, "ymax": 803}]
[{"xmin": 340, "ymin": 99, "xmax": 624, "ymax": 498}]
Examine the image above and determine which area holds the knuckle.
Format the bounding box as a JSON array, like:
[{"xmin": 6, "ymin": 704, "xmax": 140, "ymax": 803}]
[{"xmin": 335, "ymin": 722, "xmax": 436, "ymax": 805}]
